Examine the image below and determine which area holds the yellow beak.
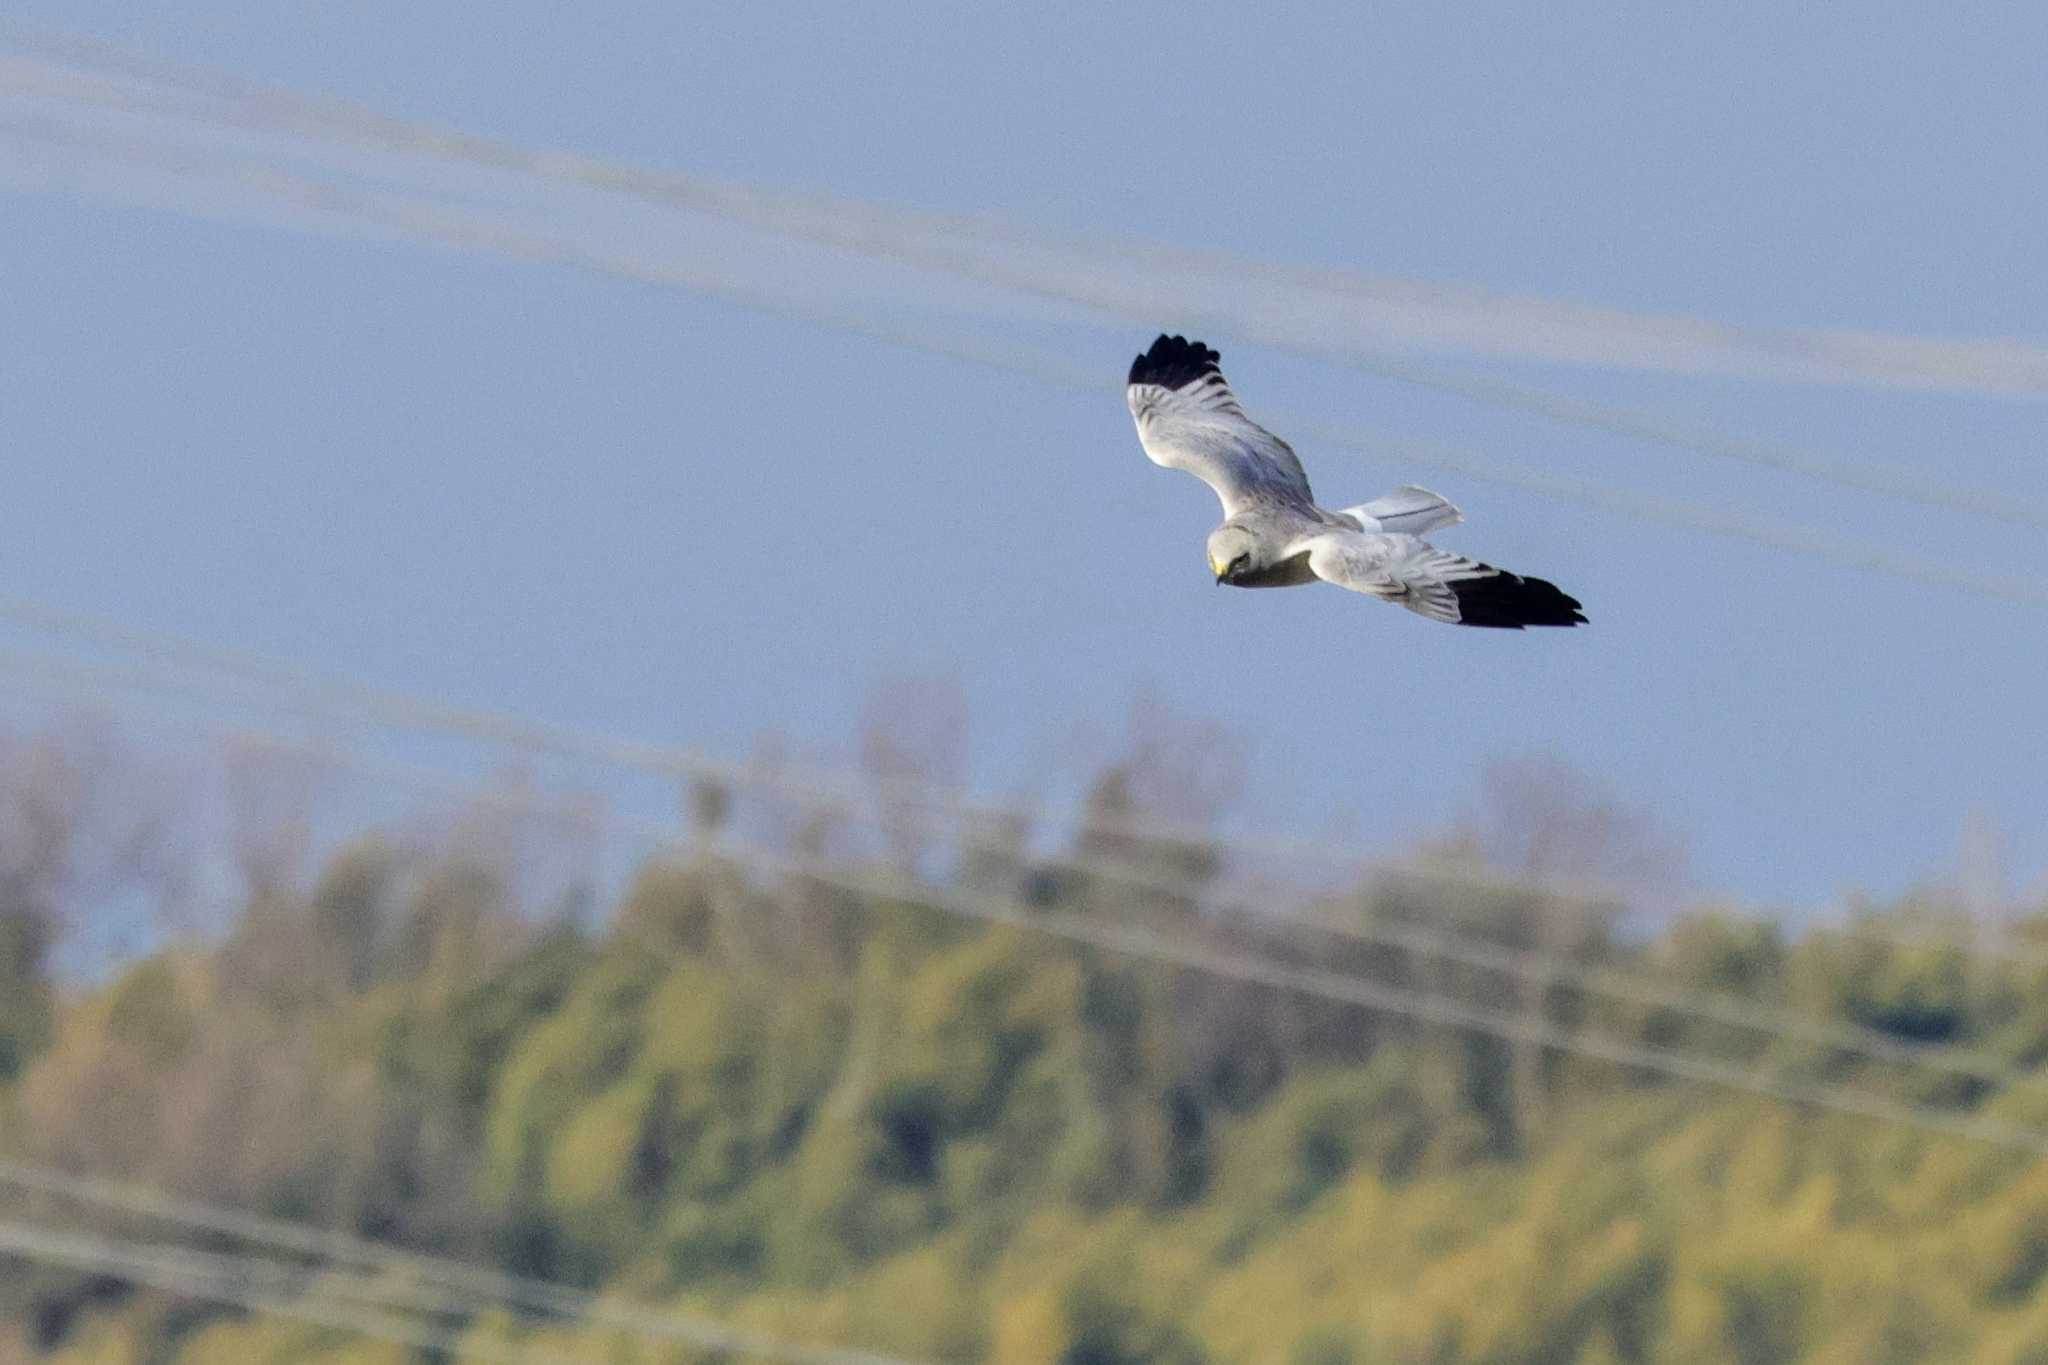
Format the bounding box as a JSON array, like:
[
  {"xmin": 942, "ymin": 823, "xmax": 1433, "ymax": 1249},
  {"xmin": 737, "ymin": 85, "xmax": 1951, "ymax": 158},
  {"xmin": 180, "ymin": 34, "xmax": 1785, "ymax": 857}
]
[{"xmin": 1208, "ymin": 553, "xmax": 1227, "ymax": 579}]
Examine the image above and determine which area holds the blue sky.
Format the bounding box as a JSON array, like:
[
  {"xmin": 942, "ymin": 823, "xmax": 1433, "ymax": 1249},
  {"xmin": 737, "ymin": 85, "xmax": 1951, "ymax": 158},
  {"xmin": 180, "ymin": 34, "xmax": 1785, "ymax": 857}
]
[{"xmin": 3, "ymin": 3, "xmax": 2045, "ymax": 909}]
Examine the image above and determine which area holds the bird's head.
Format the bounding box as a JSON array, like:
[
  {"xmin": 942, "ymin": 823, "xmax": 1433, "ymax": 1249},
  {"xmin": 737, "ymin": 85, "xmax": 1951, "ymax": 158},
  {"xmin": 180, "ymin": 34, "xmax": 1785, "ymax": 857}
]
[{"xmin": 1206, "ymin": 525, "xmax": 1260, "ymax": 585}]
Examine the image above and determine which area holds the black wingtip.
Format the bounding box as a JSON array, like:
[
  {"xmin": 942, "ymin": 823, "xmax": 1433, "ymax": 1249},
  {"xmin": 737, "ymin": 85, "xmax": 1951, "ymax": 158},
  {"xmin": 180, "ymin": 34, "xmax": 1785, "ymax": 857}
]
[
  {"xmin": 1128, "ymin": 333, "xmax": 1222, "ymax": 390},
  {"xmin": 1450, "ymin": 570, "xmax": 1587, "ymax": 629}
]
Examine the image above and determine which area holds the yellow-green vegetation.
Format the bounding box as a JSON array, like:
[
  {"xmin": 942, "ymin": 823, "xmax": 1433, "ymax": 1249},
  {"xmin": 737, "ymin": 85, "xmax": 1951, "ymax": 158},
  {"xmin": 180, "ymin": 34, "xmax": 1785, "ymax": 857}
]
[{"xmin": 6, "ymin": 823, "xmax": 2048, "ymax": 1364}]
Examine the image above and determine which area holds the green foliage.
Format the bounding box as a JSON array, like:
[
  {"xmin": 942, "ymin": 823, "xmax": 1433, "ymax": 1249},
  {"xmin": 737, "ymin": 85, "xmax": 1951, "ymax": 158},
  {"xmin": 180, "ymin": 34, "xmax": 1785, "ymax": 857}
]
[
  {"xmin": 0, "ymin": 917, "xmax": 54, "ymax": 1081},
  {"xmin": 1059, "ymin": 1255, "xmax": 1208, "ymax": 1365},
  {"xmin": 1712, "ymin": 1256, "xmax": 1814, "ymax": 1365},
  {"xmin": 17, "ymin": 826, "xmax": 2048, "ymax": 1364},
  {"xmin": 102, "ymin": 956, "xmax": 195, "ymax": 1065},
  {"xmin": 308, "ymin": 837, "xmax": 397, "ymax": 994},
  {"xmin": 1287, "ymin": 1325, "xmax": 1360, "ymax": 1365}
]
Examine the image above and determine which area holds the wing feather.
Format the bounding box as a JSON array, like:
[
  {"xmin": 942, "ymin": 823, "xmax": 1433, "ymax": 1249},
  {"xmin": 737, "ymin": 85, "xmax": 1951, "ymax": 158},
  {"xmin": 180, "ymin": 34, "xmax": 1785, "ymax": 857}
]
[
  {"xmin": 1336, "ymin": 485, "xmax": 1463, "ymax": 536},
  {"xmin": 1305, "ymin": 531, "xmax": 1585, "ymax": 629},
  {"xmin": 1125, "ymin": 335, "xmax": 1315, "ymax": 516}
]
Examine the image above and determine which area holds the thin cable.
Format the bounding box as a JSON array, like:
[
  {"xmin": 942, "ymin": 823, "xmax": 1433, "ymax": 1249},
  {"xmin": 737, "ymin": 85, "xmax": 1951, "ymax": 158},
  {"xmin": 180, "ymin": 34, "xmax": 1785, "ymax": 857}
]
[
  {"xmin": 731, "ymin": 843, "xmax": 2048, "ymax": 1155},
  {"xmin": 1302, "ymin": 353, "xmax": 2048, "ymax": 533},
  {"xmin": 8, "ymin": 630, "xmax": 2048, "ymax": 1094},
  {"xmin": 0, "ymin": 834, "xmax": 2035, "ymax": 1359},
  {"xmin": 0, "ymin": 1169, "xmax": 926, "ymax": 1365},
  {"xmin": 6, "ymin": 112, "xmax": 2047, "ymax": 609},
  {"xmin": 239, "ymin": 719, "xmax": 2048, "ymax": 1097},
  {"xmin": 0, "ymin": 626, "xmax": 1982, "ymax": 958},
  {"xmin": 5, "ymin": 114, "xmax": 2044, "ymax": 612},
  {"xmin": 14, "ymin": 26, "xmax": 2048, "ymax": 405},
  {"xmin": 322, "ymin": 726, "xmax": 2048, "ymax": 1100},
  {"xmin": 0, "ymin": 609, "xmax": 1543, "ymax": 887},
  {"xmin": 1282, "ymin": 415, "xmax": 2048, "ymax": 610},
  {"xmin": 873, "ymin": 821, "xmax": 2048, "ymax": 1085},
  {"xmin": 0, "ymin": 1219, "xmax": 600, "ymax": 1364},
  {"xmin": 10, "ymin": 33, "xmax": 2048, "ymax": 534},
  {"xmin": 9, "ymin": 620, "xmax": 2048, "ymax": 1120},
  {"xmin": 2, "ymin": 830, "xmax": 2038, "ymax": 1270}
]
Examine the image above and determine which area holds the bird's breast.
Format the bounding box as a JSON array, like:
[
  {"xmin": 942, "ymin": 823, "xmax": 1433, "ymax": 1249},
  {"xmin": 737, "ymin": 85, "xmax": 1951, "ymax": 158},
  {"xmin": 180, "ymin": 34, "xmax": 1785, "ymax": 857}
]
[{"xmin": 1226, "ymin": 552, "xmax": 1318, "ymax": 588}]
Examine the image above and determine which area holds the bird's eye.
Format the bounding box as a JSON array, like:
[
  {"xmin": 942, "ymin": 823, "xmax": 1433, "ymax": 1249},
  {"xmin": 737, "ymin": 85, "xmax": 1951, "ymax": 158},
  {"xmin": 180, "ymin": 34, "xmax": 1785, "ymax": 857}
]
[{"xmin": 1229, "ymin": 554, "xmax": 1251, "ymax": 574}]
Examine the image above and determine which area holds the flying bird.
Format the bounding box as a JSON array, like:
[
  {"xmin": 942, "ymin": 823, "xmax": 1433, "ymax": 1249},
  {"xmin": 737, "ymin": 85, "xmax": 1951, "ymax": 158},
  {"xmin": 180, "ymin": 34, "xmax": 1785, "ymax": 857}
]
[{"xmin": 1126, "ymin": 334, "xmax": 1586, "ymax": 628}]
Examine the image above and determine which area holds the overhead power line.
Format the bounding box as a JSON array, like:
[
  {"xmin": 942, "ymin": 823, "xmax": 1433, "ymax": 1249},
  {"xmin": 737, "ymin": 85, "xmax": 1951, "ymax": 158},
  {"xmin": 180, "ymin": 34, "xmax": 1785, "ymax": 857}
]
[
  {"xmin": 0, "ymin": 1219, "xmax": 603, "ymax": 1365},
  {"xmin": 733, "ymin": 843, "xmax": 2048, "ymax": 1156},
  {"xmin": 0, "ymin": 598, "xmax": 1566, "ymax": 881},
  {"xmin": 4, "ymin": 604, "xmax": 2045, "ymax": 996},
  {"xmin": 2, "ymin": 832, "xmax": 2044, "ymax": 1334},
  {"xmin": 5, "ymin": 638, "xmax": 2042, "ymax": 1126},
  {"xmin": 13, "ymin": 25, "xmax": 2048, "ymax": 404},
  {"xmin": 9, "ymin": 29, "xmax": 2048, "ymax": 536},
  {"xmin": 1300, "ymin": 354, "xmax": 2048, "ymax": 533},
  {"xmin": 12, "ymin": 636, "xmax": 2037, "ymax": 1106},
  {"xmin": 2, "ymin": 113, "xmax": 2045, "ymax": 610},
  {"xmin": 0, "ymin": 794, "xmax": 2035, "ymax": 1358},
  {"xmin": 0, "ymin": 1166, "xmax": 928, "ymax": 1365},
  {"xmin": 0, "ymin": 617, "xmax": 2038, "ymax": 1146}
]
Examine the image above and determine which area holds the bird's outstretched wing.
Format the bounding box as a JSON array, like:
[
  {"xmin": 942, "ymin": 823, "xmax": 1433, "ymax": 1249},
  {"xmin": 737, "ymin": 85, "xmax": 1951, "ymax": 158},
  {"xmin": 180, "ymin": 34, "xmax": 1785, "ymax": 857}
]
[
  {"xmin": 1305, "ymin": 531, "xmax": 1586, "ymax": 629},
  {"xmin": 1126, "ymin": 334, "xmax": 1315, "ymax": 516}
]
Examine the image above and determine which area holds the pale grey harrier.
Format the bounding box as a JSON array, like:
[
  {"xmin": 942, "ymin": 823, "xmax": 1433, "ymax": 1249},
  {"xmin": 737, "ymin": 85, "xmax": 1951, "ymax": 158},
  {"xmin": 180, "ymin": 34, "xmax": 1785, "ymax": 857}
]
[{"xmin": 1127, "ymin": 334, "xmax": 1585, "ymax": 628}]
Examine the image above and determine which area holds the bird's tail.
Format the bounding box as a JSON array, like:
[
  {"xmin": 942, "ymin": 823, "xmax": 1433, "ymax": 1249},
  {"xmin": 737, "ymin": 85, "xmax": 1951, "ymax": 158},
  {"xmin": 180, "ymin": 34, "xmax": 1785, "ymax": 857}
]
[{"xmin": 1338, "ymin": 485, "xmax": 1462, "ymax": 536}]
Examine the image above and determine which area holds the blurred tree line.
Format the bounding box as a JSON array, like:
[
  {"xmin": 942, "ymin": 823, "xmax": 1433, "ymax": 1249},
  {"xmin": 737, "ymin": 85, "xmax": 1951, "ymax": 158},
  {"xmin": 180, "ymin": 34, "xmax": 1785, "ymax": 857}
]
[{"xmin": 1, "ymin": 714, "xmax": 2046, "ymax": 1364}]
